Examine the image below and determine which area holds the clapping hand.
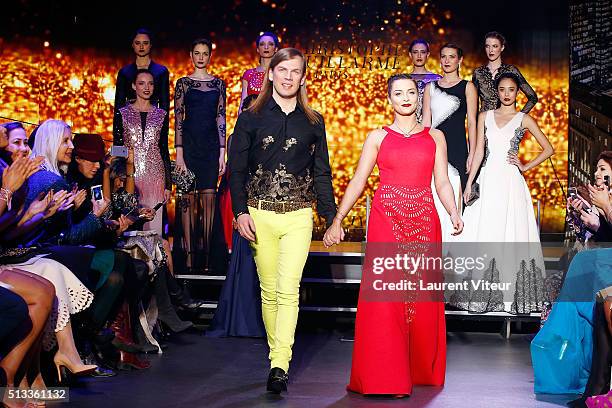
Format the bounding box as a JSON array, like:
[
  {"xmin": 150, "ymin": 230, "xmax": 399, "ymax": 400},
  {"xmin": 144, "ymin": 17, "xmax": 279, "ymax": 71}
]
[
  {"xmin": 72, "ymin": 189, "xmax": 87, "ymax": 210},
  {"xmin": 2, "ymin": 156, "xmax": 43, "ymax": 192},
  {"xmin": 26, "ymin": 191, "xmax": 53, "ymax": 218},
  {"xmin": 588, "ymin": 184, "xmax": 611, "ymax": 211},
  {"xmin": 43, "ymin": 190, "xmax": 72, "ymax": 219}
]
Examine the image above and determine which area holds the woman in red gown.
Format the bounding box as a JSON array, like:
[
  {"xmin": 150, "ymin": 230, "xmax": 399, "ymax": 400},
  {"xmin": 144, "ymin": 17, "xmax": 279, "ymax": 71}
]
[{"xmin": 324, "ymin": 74, "xmax": 463, "ymax": 396}]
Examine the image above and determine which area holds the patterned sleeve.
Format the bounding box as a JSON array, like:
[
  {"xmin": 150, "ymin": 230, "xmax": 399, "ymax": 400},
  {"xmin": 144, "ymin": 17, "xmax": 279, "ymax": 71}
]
[
  {"xmin": 471, "ymin": 68, "xmax": 481, "ymax": 110},
  {"xmin": 217, "ymin": 79, "xmax": 227, "ymax": 148},
  {"xmin": 471, "ymin": 68, "xmax": 480, "ymax": 91},
  {"xmin": 174, "ymin": 78, "xmax": 186, "ymax": 148},
  {"xmin": 511, "ymin": 65, "xmax": 538, "ymax": 114}
]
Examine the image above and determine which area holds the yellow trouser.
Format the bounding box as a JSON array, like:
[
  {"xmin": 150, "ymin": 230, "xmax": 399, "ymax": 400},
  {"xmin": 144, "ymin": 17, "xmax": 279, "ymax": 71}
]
[{"xmin": 249, "ymin": 206, "xmax": 313, "ymax": 372}]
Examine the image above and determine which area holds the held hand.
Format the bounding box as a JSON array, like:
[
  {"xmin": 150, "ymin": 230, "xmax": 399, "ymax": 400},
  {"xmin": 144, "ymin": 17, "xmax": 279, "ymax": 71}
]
[
  {"xmin": 323, "ymin": 220, "xmax": 345, "ymax": 248},
  {"xmin": 463, "ymin": 184, "xmax": 472, "ymax": 205},
  {"xmin": 450, "ymin": 213, "xmax": 464, "ymax": 236},
  {"xmin": 92, "ymin": 197, "xmax": 110, "ymax": 217},
  {"xmin": 568, "ymin": 196, "xmax": 584, "ymax": 212},
  {"xmin": 218, "ymin": 156, "xmax": 226, "ymax": 176},
  {"xmin": 115, "ymin": 215, "xmax": 134, "ymax": 236},
  {"xmin": 588, "ymin": 184, "xmax": 611, "ymax": 211},
  {"xmin": 139, "ymin": 207, "xmax": 155, "ymax": 221},
  {"xmin": 236, "ymin": 213, "xmax": 256, "ymax": 242},
  {"xmin": 507, "ymin": 153, "xmax": 526, "ymax": 172},
  {"xmin": 72, "ymin": 189, "xmax": 87, "ymax": 210},
  {"xmin": 232, "ymin": 218, "xmax": 238, "ymax": 230},
  {"xmin": 580, "ymin": 208, "xmax": 601, "ymax": 232}
]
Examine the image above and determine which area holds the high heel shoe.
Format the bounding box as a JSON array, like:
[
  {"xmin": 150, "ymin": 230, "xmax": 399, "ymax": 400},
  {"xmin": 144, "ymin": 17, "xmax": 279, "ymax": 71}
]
[
  {"xmin": 53, "ymin": 352, "xmax": 97, "ymax": 382},
  {"xmin": 154, "ymin": 269, "xmax": 194, "ymax": 333}
]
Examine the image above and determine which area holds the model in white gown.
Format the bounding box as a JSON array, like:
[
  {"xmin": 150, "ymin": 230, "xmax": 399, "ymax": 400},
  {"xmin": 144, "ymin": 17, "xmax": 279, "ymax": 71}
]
[
  {"xmin": 451, "ymin": 92, "xmax": 554, "ymax": 313},
  {"xmin": 461, "ymin": 111, "xmax": 539, "ymax": 242}
]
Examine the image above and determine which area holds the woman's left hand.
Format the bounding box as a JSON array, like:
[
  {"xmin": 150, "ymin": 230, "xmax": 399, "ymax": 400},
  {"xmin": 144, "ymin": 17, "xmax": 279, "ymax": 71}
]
[
  {"xmin": 507, "ymin": 153, "xmax": 526, "ymax": 172},
  {"xmin": 450, "ymin": 212, "xmax": 464, "ymax": 236},
  {"xmin": 218, "ymin": 156, "xmax": 226, "ymax": 176},
  {"xmin": 72, "ymin": 189, "xmax": 87, "ymax": 210},
  {"xmin": 26, "ymin": 191, "xmax": 53, "ymax": 217},
  {"xmin": 588, "ymin": 184, "xmax": 611, "ymax": 211},
  {"xmin": 580, "ymin": 207, "xmax": 601, "ymax": 232},
  {"xmin": 139, "ymin": 207, "xmax": 155, "ymax": 221}
]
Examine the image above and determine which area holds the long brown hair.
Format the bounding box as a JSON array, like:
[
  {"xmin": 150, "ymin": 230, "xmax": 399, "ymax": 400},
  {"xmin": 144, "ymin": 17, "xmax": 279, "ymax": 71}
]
[
  {"xmin": 249, "ymin": 48, "xmax": 321, "ymax": 124},
  {"xmin": 597, "ymin": 151, "xmax": 612, "ymax": 168}
]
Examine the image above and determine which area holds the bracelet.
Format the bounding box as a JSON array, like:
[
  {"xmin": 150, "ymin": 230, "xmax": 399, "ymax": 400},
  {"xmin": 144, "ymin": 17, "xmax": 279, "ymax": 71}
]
[
  {"xmin": 127, "ymin": 173, "xmax": 134, "ymax": 177},
  {"xmin": 235, "ymin": 211, "xmax": 248, "ymax": 218},
  {"xmin": 334, "ymin": 210, "xmax": 346, "ymax": 222},
  {"xmin": 0, "ymin": 187, "xmax": 13, "ymax": 210}
]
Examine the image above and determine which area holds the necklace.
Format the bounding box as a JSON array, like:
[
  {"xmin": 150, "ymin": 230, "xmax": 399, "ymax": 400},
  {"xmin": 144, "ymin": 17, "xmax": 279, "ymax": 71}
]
[{"xmin": 395, "ymin": 121, "xmax": 419, "ymax": 138}]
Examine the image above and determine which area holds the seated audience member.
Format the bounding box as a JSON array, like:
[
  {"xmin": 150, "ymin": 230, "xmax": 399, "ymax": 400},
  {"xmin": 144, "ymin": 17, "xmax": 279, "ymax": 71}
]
[
  {"xmin": 567, "ymin": 151, "xmax": 612, "ymax": 243},
  {"xmin": 1, "ymin": 268, "xmax": 54, "ymax": 406}
]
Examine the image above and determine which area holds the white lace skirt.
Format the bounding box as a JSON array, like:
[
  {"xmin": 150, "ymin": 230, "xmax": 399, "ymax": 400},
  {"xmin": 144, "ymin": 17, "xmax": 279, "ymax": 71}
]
[{"xmin": 5, "ymin": 258, "xmax": 94, "ymax": 350}]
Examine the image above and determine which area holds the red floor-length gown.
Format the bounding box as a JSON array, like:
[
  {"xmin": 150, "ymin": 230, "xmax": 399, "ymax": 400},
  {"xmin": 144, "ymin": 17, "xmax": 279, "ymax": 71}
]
[{"xmin": 347, "ymin": 126, "xmax": 446, "ymax": 395}]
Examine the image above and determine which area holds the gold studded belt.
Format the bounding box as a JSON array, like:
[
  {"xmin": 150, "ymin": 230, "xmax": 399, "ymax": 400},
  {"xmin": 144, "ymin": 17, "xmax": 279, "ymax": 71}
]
[{"xmin": 247, "ymin": 198, "xmax": 312, "ymax": 214}]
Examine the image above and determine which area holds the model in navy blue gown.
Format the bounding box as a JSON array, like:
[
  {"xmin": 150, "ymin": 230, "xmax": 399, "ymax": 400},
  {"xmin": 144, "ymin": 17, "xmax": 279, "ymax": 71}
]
[
  {"xmin": 173, "ymin": 64, "xmax": 226, "ymax": 272},
  {"xmin": 206, "ymin": 231, "xmax": 265, "ymax": 338}
]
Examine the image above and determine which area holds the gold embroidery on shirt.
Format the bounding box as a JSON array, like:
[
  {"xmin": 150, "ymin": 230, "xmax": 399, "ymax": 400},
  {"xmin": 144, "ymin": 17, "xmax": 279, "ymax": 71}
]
[
  {"xmin": 262, "ymin": 135, "xmax": 274, "ymax": 150},
  {"xmin": 283, "ymin": 138, "xmax": 297, "ymax": 151}
]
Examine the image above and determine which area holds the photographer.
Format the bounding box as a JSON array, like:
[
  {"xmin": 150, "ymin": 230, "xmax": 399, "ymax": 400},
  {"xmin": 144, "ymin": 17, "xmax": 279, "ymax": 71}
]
[{"xmin": 567, "ymin": 151, "xmax": 612, "ymax": 242}]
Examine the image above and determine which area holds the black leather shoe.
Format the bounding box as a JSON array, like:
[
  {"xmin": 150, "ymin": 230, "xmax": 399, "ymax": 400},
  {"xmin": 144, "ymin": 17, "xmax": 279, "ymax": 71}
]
[
  {"xmin": 266, "ymin": 368, "xmax": 288, "ymax": 394},
  {"xmin": 81, "ymin": 352, "xmax": 117, "ymax": 377}
]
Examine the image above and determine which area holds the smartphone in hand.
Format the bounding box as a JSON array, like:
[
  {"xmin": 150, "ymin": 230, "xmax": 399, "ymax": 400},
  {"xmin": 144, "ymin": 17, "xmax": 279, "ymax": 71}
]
[
  {"xmin": 91, "ymin": 185, "xmax": 104, "ymax": 203},
  {"xmin": 110, "ymin": 145, "xmax": 129, "ymax": 158}
]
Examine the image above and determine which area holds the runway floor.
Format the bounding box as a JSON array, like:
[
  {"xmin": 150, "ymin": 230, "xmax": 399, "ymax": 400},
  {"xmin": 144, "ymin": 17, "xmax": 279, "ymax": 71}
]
[{"xmin": 60, "ymin": 327, "xmax": 576, "ymax": 408}]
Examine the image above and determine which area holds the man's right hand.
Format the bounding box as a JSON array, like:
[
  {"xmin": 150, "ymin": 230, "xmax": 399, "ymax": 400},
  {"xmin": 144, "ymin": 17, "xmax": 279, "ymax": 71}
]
[{"xmin": 236, "ymin": 213, "xmax": 256, "ymax": 242}]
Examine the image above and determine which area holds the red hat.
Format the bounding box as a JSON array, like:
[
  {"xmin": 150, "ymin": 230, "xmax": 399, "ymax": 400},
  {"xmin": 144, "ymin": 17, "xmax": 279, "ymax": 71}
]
[{"xmin": 73, "ymin": 133, "xmax": 106, "ymax": 162}]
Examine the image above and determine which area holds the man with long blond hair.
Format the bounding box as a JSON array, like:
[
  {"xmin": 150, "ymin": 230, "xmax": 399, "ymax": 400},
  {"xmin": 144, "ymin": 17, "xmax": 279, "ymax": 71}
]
[{"xmin": 229, "ymin": 47, "xmax": 336, "ymax": 394}]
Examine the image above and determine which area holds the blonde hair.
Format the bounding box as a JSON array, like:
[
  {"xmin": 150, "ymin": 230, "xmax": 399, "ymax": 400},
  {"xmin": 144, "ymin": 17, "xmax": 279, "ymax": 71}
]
[
  {"xmin": 31, "ymin": 119, "xmax": 71, "ymax": 175},
  {"xmin": 249, "ymin": 48, "xmax": 321, "ymax": 124}
]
